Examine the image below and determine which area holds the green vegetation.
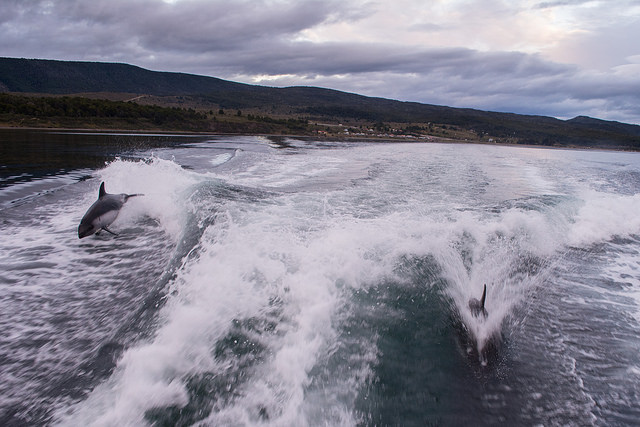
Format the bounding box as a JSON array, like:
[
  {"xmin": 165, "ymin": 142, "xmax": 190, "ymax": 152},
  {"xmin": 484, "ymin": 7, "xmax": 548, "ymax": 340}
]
[
  {"xmin": 0, "ymin": 93, "xmax": 209, "ymax": 130},
  {"xmin": 1, "ymin": 57, "xmax": 639, "ymax": 149},
  {"xmin": 0, "ymin": 93, "xmax": 317, "ymax": 134},
  {"xmin": 0, "ymin": 93, "xmax": 211, "ymax": 131}
]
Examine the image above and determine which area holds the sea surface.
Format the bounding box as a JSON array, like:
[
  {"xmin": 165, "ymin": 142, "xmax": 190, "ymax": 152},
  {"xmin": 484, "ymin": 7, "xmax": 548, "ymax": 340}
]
[{"xmin": 1, "ymin": 129, "xmax": 640, "ymax": 426}]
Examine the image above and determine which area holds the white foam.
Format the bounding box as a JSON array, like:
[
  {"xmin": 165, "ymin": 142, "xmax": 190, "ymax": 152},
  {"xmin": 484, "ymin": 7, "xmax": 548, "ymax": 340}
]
[
  {"xmin": 567, "ymin": 190, "xmax": 640, "ymax": 247},
  {"xmin": 440, "ymin": 208, "xmax": 560, "ymax": 355},
  {"xmin": 0, "ymin": 158, "xmax": 202, "ymax": 418},
  {"xmin": 210, "ymin": 153, "xmax": 233, "ymax": 167},
  {"xmin": 47, "ymin": 142, "xmax": 640, "ymax": 424},
  {"xmin": 57, "ymin": 186, "xmax": 449, "ymax": 424},
  {"xmin": 598, "ymin": 244, "xmax": 640, "ymax": 324},
  {"xmin": 97, "ymin": 157, "xmax": 201, "ymax": 240}
]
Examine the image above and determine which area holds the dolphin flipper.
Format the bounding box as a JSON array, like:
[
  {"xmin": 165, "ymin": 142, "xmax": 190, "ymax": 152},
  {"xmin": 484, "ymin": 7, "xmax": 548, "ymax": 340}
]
[{"xmin": 102, "ymin": 226, "xmax": 118, "ymax": 236}]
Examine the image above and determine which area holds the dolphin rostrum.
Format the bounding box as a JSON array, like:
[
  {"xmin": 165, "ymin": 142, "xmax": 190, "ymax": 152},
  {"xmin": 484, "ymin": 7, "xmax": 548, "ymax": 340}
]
[
  {"xmin": 468, "ymin": 284, "xmax": 488, "ymax": 318},
  {"xmin": 78, "ymin": 182, "xmax": 142, "ymax": 238}
]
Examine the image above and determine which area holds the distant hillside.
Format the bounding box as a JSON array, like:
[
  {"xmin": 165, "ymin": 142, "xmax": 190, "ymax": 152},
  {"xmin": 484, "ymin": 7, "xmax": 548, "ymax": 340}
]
[
  {"xmin": 566, "ymin": 116, "xmax": 640, "ymax": 137},
  {"xmin": 0, "ymin": 57, "xmax": 249, "ymax": 95},
  {"xmin": 1, "ymin": 57, "xmax": 639, "ymax": 149}
]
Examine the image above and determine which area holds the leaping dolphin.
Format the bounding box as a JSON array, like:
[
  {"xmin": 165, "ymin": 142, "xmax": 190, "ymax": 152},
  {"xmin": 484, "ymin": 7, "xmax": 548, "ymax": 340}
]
[
  {"xmin": 468, "ymin": 284, "xmax": 488, "ymax": 318},
  {"xmin": 78, "ymin": 182, "xmax": 142, "ymax": 238}
]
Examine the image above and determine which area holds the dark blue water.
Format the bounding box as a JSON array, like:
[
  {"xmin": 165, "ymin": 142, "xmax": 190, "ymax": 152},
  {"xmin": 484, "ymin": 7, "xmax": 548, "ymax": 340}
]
[{"xmin": 1, "ymin": 129, "xmax": 639, "ymax": 426}]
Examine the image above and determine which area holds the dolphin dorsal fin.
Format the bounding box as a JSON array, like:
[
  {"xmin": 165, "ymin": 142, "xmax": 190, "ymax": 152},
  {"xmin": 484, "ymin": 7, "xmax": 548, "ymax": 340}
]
[
  {"xmin": 480, "ymin": 284, "xmax": 487, "ymax": 309},
  {"xmin": 99, "ymin": 182, "xmax": 106, "ymax": 198}
]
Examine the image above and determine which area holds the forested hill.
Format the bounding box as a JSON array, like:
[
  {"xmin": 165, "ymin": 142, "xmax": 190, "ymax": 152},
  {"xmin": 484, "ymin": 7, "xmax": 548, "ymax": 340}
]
[
  {"xmin": 0, "ymin": 57, "xmax": 251, "ymax": 95},
  {"xmin": 1, "ymin": 57, "xmax": 639, "ymax": 149}
]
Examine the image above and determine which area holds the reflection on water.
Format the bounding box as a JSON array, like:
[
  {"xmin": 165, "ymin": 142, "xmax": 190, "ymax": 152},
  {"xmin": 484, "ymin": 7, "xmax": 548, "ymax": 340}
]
[
  {"xmin": 0, "ymin": 128, "xmax": 218, "ymax": 208},
  {"xmin": 0, "ymin": 129, "xmax": 213, "ymax": 188}
]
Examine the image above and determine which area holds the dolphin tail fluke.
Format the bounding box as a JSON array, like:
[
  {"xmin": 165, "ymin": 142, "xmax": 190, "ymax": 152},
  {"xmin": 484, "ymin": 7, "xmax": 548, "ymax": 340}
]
[{"xmin": 480, "ymin": 284, "xmax": 487, "ymax": 310}]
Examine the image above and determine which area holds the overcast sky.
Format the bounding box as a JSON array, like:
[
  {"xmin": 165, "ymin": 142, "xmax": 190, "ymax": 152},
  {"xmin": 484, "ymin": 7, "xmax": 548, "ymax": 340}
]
[{"xmin": 2, "ymin": 0, "xmax": 640, "ymax": 124}]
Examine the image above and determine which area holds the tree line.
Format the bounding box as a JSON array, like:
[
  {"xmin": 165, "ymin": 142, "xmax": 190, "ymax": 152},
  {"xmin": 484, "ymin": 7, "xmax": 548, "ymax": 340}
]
[{"xmin": 0, "ymin": 93, "xmax": 209, "ymax": 128}]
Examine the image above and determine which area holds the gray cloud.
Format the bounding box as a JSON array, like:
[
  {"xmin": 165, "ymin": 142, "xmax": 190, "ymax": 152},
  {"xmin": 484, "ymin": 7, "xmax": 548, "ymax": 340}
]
[
  {"xmin": 534, "ymin": 0, "xmax": 593, "ymax": 9},
  {"xmin": 1, "ymin": 0, "xmax": 351, "ymax": 58},
  {"xmin": 1, "ymin": 0, "xmax": 639, "ymax": 124}
]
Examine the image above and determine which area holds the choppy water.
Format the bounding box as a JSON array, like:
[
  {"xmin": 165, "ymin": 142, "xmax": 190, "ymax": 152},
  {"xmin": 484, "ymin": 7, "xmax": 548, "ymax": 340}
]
[{"xmin": 1, "ymin": 130, "xmax": 640, "ymax": 426}]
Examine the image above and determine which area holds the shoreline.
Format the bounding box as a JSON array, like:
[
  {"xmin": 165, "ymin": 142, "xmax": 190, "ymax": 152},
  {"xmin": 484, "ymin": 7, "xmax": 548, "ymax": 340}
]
[{"xmin": 1, "ymin": 125, "xmax": 638, "ymax": 153}]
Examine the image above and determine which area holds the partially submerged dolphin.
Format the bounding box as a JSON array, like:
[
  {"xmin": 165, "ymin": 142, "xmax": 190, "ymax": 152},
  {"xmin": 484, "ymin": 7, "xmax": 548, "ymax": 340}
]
[
  {"xmin": 78, "ymin": 182, "xmax": 142, "ymax": 238},
  {"xmin": 468, "ymin": 284, "xmax": 488, "ymax": 318}
]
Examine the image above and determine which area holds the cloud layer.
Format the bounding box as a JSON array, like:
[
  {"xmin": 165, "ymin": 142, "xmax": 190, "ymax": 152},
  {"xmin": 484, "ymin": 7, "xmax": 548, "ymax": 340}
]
[{"xmin": 2, "ymin": 0, "xmax": 639, "ymax": 123}]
